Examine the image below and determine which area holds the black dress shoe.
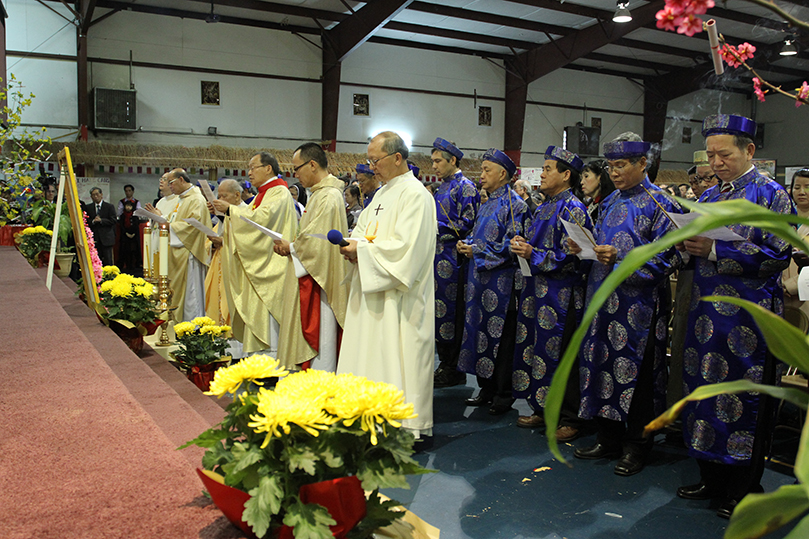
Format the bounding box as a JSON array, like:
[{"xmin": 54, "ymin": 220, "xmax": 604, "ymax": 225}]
[
  {"xmin": 434, "ymin": 369, "xmax": 466, "ymax": 388},
  {"xmin": 573, "ymin": 442, "xmax": 621, "ymax": 460},
  {"xmin": 717, "ymin": 498, "xmax": 739, "ymax": 519},
  {"xmin": 614, "ymin": 452, "xmax": 645, "ymax": 476},
  {"xmin": 677, "ymin": 482, "xmax": 716, "ymax": 500},
  {"xmin": 465, "ymin": 394, "xmax": 493, "ymax": 406},
  {"xmin": 488, "ymin": 403, "xmax": 513, "ymax": 415}
]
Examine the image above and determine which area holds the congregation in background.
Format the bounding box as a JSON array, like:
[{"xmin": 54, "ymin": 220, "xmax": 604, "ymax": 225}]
[{"xmin": 65, "ymin": 112, "xmax": 807, "ymax": 523}]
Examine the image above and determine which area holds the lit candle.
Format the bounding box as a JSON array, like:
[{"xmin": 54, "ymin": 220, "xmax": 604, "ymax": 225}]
[
  {"xmin": 143, "ymin": 224, "xmax": 151, "ymax": 277},
  {"xmin": 159, "ymin": 223, "xmax": 169, "ymax": 277}
]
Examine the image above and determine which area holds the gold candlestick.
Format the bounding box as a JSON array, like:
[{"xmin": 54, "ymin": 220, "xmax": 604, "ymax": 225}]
[
  {"xmin": 155, "ymin": 275, "xmax": 175, "ymax": 347},
  {"xmin": 143, "ymin": 223, "xmax": 152, "ymax": 280}
]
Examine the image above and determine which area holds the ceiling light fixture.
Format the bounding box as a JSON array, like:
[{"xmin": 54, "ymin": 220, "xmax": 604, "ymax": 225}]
[
  {"xmin": 205, "ymin": 2, "xmax": 220, "ymax": 23},
  {"xmin": 780, "ymin": 38, "xmax": 798, "ymax": 56},
  {"xmin": 613, "ymin": 2, "xmax": 632, "ymax": 23}
]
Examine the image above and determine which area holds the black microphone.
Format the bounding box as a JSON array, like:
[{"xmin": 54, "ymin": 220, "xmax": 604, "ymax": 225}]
[{"xmin": 327, "ymin": 229, "xmax": 349, "ymax": 247}]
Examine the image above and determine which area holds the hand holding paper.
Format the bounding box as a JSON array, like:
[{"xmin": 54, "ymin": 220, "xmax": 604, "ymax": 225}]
[
  {"xmin": 135, "ymin": 208, "xmax": 168, "ymax": 224},
  {"xmin": 562, "ymin": 220, "xmax": 597, "ymax": 261}
]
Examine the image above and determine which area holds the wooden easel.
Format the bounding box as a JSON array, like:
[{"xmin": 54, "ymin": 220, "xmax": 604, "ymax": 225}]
[{"xmin": 54, "ymin": 147, "xmax": 99, "ymax": 305}]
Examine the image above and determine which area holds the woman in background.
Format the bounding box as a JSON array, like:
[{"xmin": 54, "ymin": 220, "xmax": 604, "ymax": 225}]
[
  {"xmin": 289, "ymin": 183, "xmax": 307, "ymax": 218},
  {"xmin": 580, "ymin": 159, "xmax": 614, "ymax": 222},
  {"xmin": 344, "ymin": 185, "xmax": 362, "ymax": 232},
  {"xmin": 782, "ymin": 168, "xmax": 809, "ymax": 321}
]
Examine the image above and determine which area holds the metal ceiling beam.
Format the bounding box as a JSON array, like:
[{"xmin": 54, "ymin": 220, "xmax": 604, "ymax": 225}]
[
  {"xmin": 615, "ymin": 38, "xmax": 707, "ymax": 61},
  {"xmin": 384, "ymin": 21, "xmax": 538, "ymax": 50},
  {"xmin": 321, "ymin": 0, "xmax": 413, "ymax": 151},
  {"xmin": 503, "ymin": 0, "xmax": 608, "ymax": 21},
  {"xmin": 79, "ymin": 0, "xmax": 97, "ymax": 34},
  {"xmin": 408, "ymin": 1, "xmax": 572, "ymax": 36},
  {"xmin": 584, "ymin": 51, "xmax": 675, "ymax": 73},
  {"xmin": 504, "ymin": 0, "xmax": 666, "ymax": 162},
  {"xmin": 326, "ymin": 0, "xmax": 413, "ymax": 61},
  {"xmin": 185, "ymin": 0, "xmax": 345, "ymax": 24}
]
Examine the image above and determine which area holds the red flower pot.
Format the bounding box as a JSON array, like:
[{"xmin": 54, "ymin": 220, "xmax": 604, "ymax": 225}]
[
  {"xmin": 197, "ymin": 470, "xmax": 366, "ymax": 539},
  {"xmin": 186, "ymin": 362, "xmax": 225, "ymax": 391},
  {"xmin": 108, "ymin": 319, "xmax": 144, "ymax": 355}
]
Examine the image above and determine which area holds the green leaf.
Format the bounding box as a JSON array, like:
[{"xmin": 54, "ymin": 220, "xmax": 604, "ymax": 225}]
[
  {"xmin": 645, "ymin": 380, "xmax": 809, "ymax": 435},
  {"xmin": 177, "ymin": 428, "xmax": 229, "ymax": 449},
  {"xmin": 319, "ymin": 447, "xmax": 343, "ymax": 469},
  {"xmin": 544, "ymin": 199, "xmax": 809, "ymax": 464},
  {"xmin": 701, "ymin": 295, "xmax": 809, "ymax": 374},
  {"xmin": 725, "ymin": 485, "xmax": 809, "ymax": 539},
  {"xmin": 357, "ymin": 458, "xmax": 411, "ymax": 490},
  {"xmin": 346, "ymin": 490, "xmax": 401, "ymax": 539},
  {"xmin": 783, "ymin": 514, "xmax": 809, "ymax": 539},
  {"xmin": 231, "ymin": 443, "xmax": 265, "ymax": 474},
  {"xmin": 794, "ymin": 413, "xmax": 809, "ymax": 499},
  {"xmin": 282, "ymin": 502, "xmax": 336, "ymax": 539},
  {"xmin": 286, "ymin": 446, "xmax": 319, "ymax": 475},
  {"xmin": 244, "ymin": 475, "xmax": 284, "ymax": 538}
]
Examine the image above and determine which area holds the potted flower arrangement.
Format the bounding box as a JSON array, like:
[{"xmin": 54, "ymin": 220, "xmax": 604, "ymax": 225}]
[
  {"xmin": 96, "ymin": 270, "xmax": 160, "ymax": 354},
  {"xmin": 15, "ymin": 225, "xmax": 53, "ymax": 267},
  {"xmin": 181, "ymin": 354, "xmax": 433, "ymax": 539},
  {"xmin": 171, "ymin": 316, "xmax": 232, "ymax": 390}
]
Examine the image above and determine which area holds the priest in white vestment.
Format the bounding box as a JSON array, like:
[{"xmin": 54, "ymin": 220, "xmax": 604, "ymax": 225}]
[
  {"xmin": 338, "ymin": 131, "xmax": 437, "ymax": 440},
  {"xmin": 143, "ymin": 173, "xmax": 176, "ymax": 276}
]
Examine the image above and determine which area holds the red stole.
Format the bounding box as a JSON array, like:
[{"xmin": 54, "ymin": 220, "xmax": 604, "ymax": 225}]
[{"xmin": 251, "ymin": 177, "xmax": 287, "ymax": 209}]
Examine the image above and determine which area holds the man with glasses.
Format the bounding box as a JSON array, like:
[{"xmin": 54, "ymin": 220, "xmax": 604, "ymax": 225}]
[
  {"xmin": 209, "ymin": 152, "xmax": 298, "ymax": 356},
  {"xmin": 676, "ymin": 114, "xmax": 794, "ymax": 519},
  {"xmin": 337, "ymin": 131, "xmax": 437, "ymax": 445},
  {"xmin": 274, "ymin": 143, "xmax": 349, "ymax": 372},
  {"xmin": 162, "ymin": 169, "xmax": 212, "ymax": 322},
  {"xmin": 356, "ymin": 164, "xmax": 380, "ymax": 208},
  {"xmin": 691, "ymin": 150, "xmax": 718, "ymax": 199},
  {"xmin": 431, "ymin": 138, "xmax": 480, "ymax": 388},
  {"xmin": 569, "ymin": 133, "xmax": 682, "ymax": 476}
]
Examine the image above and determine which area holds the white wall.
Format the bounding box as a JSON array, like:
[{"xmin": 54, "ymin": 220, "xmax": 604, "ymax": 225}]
[
  {"xmin": 661, "ymin": 89, "xmax": 751, "ymax": 169},
  {"xmin": 756, "ymin": 94, "xmax": 809, "ymax": 173}
]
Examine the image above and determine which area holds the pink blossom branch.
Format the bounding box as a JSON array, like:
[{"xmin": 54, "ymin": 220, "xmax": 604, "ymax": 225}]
[
  {"xmin": 718, "ymin": 34, "xmax": 808, "ymax": 106},
  {"xmin": 741, "ymin": 0, "xmax": 809, "ymax": 32}
]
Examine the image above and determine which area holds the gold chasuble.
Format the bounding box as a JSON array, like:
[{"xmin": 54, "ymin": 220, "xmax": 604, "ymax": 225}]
[
  {"xmin": 204, "ymin": 217, "xmax": 232, "ymax": 325},
  {"xmin": 167, "ymin": 187, "xmax": 211, "ymax": 322},
  {"xmin": 337, "ymin": 171, "xmax": 437, "ymax": 435},
  {"xmin": 223, "ymin": 180, "xmax": 299, "ymax": 354},
  {"xmin": 278, "ymin": 175, "xmax": 350, "ymax": 367}
]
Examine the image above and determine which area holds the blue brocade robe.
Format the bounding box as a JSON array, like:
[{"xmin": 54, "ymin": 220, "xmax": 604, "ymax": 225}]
[
  {"xmin": 459, "ymin": 185, "xmax": 527, "ymax": 378},
  {"xmin": 683, "ymin": 167, "xmax": 793, "ymax": 465},
  {"xmin": 513, "ymin": 189, "xmax": 591, "ymax": 410},
  {"xmin": 434, "ymin": 172, "xmax": 480, "ymax": 343},
  {"xmin": 579, "ymin": 178, "xmax": 682, "ymax": 422}
]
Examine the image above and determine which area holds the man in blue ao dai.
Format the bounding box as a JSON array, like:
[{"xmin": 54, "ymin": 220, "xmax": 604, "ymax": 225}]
[
  {"xmin": 510, "ymin": 145, "xmax": 591, "ymax": 442},
  {"xmin": 457, "ymin": 149, "xmax": 527, "ymax": 415},
  {"xmin": 431, "ymin": 138, "xmax": 480, "ymax": 388},
  {"xmin": 569, "ymin": 133, "xmax": 683, "ymax": 477},
  {"xmin": 675, "ymin": 114, "xmax": 794, "ymax": 520}
]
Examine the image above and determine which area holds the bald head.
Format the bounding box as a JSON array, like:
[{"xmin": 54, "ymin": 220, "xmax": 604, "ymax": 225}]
[{"xmin": 218, "ymin": 179, "xmax": 242, "ymax": 205}]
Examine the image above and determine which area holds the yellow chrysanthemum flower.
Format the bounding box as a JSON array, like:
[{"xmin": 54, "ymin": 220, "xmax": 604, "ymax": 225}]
[
  {"xmin": 174, "ymin": 321, "xmax": 196, "ymax": 338},
  {"xmin": 248, "ymin": 388, "xmax": 337, "ymax": 447},
  {"xmin": 326, "ymin": 377, "xmax": 416, "ymax": 445},
  {"xmin": 220, "ymin": 325, "xmax": 231, "ymax": 334},
  {"xmin": 199, "ymin": 325, "xmax": 221, "ymax": 335},
  {"xmin": 110, "ymin": 281, "xmax": 134, "ymax": 298},
  {"xmin": 100, "ymin": 280, "xmax": 115, "ymax": 293},
  {"xmin": 275, "ymin": 369, "xmax": 338, "ymax": 404},
  {"xmin": 192, "ymin": 316, "xmax": 216, "ymax": 327},
  {"xmin": 134, "ymin": 283, "xmax": 153, "ymax": 297},
  {"xmin": 205, "ymin": 354, "xmax": 290, "ymax": 397},
  {"xmin": 102, "ymin": 265, "xmax": 120, "ymax": 276}
]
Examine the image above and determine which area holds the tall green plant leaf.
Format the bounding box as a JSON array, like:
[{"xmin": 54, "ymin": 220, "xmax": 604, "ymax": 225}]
[
  {"xmin": 725, "ymin": 485, "xmax": 809, "ymax": 539},
  {"xmin": 702, "ymin": 296, "xmax": 809, "ymax": 373},
  {"xmin": 544, "ymin": 199, "xmax": 809, "ymax": 463},
  {"xmin": 795, "ymin": 413, "xmax": 809, "ymax": 499},
  {"xmin": 642, "ymin": 380, "xmax": 809, "ymax": 435}
]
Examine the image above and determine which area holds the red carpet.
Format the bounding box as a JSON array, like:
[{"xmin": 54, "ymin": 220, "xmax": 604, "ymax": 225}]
[{"xmin": 0, "ymin": 247, "xmax": 243, "ymax": 539}]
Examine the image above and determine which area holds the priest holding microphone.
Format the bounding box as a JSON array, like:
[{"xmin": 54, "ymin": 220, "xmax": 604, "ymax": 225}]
[{"xmin": 336, "ymin": 131, "xmax": 437, "ymax": 444}]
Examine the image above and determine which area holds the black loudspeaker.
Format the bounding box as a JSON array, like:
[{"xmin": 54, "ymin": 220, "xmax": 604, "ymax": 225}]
[
  {"xmin": 564, "ymin": 126, "xmax": 601, "ymax": 156},
  {"xmin": 754, "ymin": 123, "xmax": 764, "ymax": 150}
]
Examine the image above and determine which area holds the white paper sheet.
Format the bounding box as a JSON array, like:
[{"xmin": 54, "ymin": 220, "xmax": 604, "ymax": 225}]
[
  {"xmin": 517, "ymin": 255, "xmax": 532, "ymax": 277},
  {"xmin": 240, "ymin": 215, "xmax": 283, "ymax": 240},
  {"xmin": 134, "ymin": 208, "xmax": 167, "ymax": 224},
  {"xmin": 562, "ymin": 219, "xmax": 597, "ymax": 261},
  {"xmin": 669, "ymin": 213, "xmax": 745, "ymax": 242},
  {"xmin": 307, "ymin": 233, "xmax": 329, "ymax": 241},
  {"xmin": 799, "ymin": 267, "xmax": 809, "ymax": 302},
  {"xmin": 183, "ymin": 217, "xmax": 220, "ymax": 237},
  {"xmin": 198, "ymin": 180, "xmax": 223, "ymax": 216}
]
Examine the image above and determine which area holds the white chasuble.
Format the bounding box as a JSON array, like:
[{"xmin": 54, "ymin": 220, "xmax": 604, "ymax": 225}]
[{"xmin": 337, "ymin": 171, "xmax": 437, "ymax": 435}]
